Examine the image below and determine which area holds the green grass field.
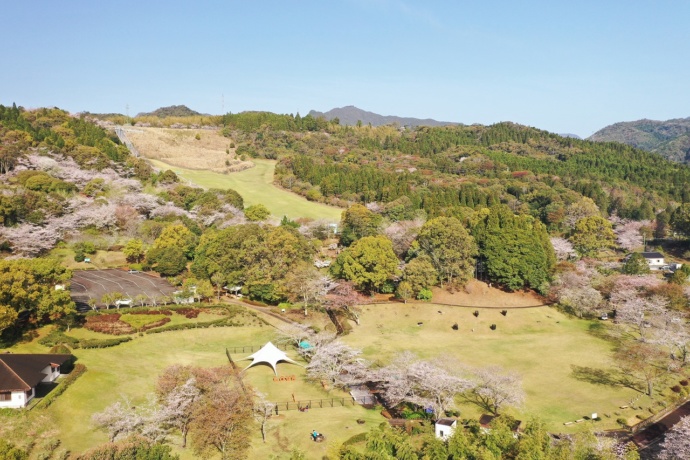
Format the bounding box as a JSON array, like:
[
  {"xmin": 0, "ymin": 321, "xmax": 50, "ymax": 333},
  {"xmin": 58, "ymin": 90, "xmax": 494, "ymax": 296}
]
[
  {"xmin": 148, "ymin": 158, "xmax": 343, "ymax": 221},
  {"xmin": 341, "ymin": 303, "xmax": 652, "ymax": 432},
  {"xmin": 1, "ymin": 315, "xmax": 377, "ymax": 459},
  {"xmin": 1, "ymin": 303, "xmax": 669, "ymax": 459}
]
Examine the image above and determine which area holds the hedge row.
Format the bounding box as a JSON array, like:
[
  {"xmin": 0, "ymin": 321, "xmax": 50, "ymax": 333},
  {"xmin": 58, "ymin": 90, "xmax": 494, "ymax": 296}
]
[
  {"xmin": 146, "ymin": 317, "xmax": 243, "ymax": 334},
  {"xmin": 79, "ymin": 337, "xmax": 132, "ymax": 349},
  {"xmin": 35, "ymin": 363, "xmax": 87, "ymax": 409},
  {"xmin": 39, "ymin": 330, "xmax": 131, "ymax": 349}
]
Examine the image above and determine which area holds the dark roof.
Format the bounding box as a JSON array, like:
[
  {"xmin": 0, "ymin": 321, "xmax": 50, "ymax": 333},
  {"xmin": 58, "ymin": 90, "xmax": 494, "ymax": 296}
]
[
  {"xmin": 0, "ymin": 354, "xmax": 71, "ymax": 392},
  {"xmin": 436, "ymin": 418, "xmax": 457, "ymax": 426},
  {"xmin": 641, "ymin": 252, "xmax": 664, "ymax": 259},
  {"xmin": 479, "ymin": 414, "xmax": 522, "ymax": 431}
]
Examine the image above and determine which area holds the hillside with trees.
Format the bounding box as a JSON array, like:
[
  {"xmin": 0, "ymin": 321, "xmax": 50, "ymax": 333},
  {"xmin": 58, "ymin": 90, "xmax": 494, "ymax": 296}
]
[
  {"xmin": 589, "ymin": 116, "xmax": 690, "ymax": 163},
  {"xmin": 308, "ymin": 105, "xmax": 454, "ymax": 127}
]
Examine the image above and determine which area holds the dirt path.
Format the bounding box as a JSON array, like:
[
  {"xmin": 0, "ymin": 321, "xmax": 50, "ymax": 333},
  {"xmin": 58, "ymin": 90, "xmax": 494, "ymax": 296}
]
[{"xmin": 430, "ymin": 280, "xmax": 548, "ymax": 308}]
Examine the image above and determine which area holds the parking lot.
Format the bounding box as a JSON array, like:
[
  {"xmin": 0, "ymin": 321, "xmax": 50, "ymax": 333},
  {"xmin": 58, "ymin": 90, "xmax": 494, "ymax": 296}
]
[{"xmin": 70, "ymin": 269, "xmax": 177, "ymax": 311}]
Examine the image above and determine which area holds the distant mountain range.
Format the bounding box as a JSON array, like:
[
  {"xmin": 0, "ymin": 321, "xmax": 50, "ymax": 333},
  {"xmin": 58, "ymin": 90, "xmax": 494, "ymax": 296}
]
[
  {"xmin": 308, "ymin": 105, "xmax": 455, "ymax": 127},
  {"xmin": 136, "ymin": 105, "xmax": 204, "ymax": 118},
  {"xmin": 589, "ymin": 117, "xmax": 690, "ymax": 163}
]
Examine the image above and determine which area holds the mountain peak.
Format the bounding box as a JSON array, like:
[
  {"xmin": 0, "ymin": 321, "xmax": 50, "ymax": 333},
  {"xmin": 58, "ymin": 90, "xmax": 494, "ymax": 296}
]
[{"xmin": 308, "ymin": 106, "xmax": 456, "ymax": 128}]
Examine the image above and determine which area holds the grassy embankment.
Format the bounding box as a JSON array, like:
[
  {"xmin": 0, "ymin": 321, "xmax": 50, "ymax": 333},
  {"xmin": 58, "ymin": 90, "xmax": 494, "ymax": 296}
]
[{"xmin": 125, "ymin": 126, "xmax": 342, "ymax": 221}]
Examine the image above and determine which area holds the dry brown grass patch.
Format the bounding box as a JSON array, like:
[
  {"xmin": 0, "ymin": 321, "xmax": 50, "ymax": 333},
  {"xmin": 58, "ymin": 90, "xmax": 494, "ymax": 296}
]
[{"xmin": 124, "ymin": 127, "xmax": 254, "ymax": 172}]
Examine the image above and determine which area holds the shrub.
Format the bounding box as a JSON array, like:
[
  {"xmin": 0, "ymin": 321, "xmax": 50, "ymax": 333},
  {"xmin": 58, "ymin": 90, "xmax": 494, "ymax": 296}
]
[
  {"xmin": 39, "ymin": 330, "xmax": 80, "ymax": 348},
  {"xmin": 175, "ymin": 307, "xmax": 201, "ymax": 319},
  {"xmin": 473, "ymin": 310, "xmax": 479, "ymax": 317},
  {"xmin": 35, "ymin": 364, "xmax": 87, "ymax": 409},
  {"xmin": 417, "ymin": 288, "xmax": 432, "ymax": 301},
  {"xmin": 680, "ymin": 379, "xmax": 688, "ymax": 386},
  {"xmin": 671, "ymin": 385, "xmax": 682, "ymax": 393},
  {"xmin": 49, "ymin": 344, "xmax": 73, "ymax": 354},
  {"xmin": 79, "ymin": 337, "xmax": 132, "ymax": 349},
  {"xmin": 501, "ymin": 310, "xmax": 508, "ymax": 316},
  {"xmin": 342, "ymin": 433, "xmax": 368, "ymax": 446},
  {"xmin": 616, "ymin": 417, "xmax": 628, "ymax": 426},
  {"xmin": 84, "ymin": 314, "xmax": 135, "ymax": 335},
  {"xmin": 490, "ymin": 324, "xmax": 497, "ymax": 330}
]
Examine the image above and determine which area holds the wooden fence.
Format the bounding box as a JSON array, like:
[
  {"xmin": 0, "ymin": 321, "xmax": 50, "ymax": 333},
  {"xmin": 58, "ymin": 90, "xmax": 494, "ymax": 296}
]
[
  {"xmin": 269, "ymin": 395, "xmax": 378, "ymax": 414},
  {"xmin": 225, "ymin": 343, "xmax": 288, "ymax": 354}
]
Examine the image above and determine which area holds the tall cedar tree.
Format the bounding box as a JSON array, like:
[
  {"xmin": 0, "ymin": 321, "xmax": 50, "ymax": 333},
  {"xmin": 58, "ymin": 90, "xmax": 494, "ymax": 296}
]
[{"xmin": 473, "ymin": 205, "xmax": 555, "ymax": 292}]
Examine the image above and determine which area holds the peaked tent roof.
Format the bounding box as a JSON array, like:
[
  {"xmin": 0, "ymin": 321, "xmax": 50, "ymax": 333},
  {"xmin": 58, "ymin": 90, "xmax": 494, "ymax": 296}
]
[{"xmin": 240, "ymin": 342, "xmax": 301, "ymax": 375}]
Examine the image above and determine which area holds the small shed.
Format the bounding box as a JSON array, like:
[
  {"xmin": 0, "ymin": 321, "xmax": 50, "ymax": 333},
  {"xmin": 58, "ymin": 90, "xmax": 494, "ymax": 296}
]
[{"xmin": 435, "ymin": 418, "xmax": 457, "ymax": 440}]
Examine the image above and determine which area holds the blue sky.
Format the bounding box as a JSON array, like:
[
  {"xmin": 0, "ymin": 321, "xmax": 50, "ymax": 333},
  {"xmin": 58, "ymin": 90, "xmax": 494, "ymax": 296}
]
[{"xmin": 2, "ymin": 0, "xmax": 688, "ymax": 136}]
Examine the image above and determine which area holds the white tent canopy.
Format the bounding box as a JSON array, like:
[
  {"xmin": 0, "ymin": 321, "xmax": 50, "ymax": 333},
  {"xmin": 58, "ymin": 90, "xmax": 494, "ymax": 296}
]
[{"xmin": 240, "ymin": 342, "xmax": 302, "ymax": 375}]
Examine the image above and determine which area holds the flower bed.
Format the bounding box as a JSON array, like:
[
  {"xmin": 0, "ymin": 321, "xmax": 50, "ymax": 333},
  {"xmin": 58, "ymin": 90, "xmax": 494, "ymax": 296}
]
[{"xmin": 84, "ymin": 313, "xmax": 134, "ymax": 335}]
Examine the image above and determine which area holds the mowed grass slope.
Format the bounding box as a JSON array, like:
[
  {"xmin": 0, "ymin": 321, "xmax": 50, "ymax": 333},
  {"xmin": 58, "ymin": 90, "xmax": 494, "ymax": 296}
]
[
  {"xmin": 148, "ymin": 158, "xmax": 342, "ymax": 221},
  {"xmin": 342, "ymin": 303, "xmax": 639, "ymax": 432}
]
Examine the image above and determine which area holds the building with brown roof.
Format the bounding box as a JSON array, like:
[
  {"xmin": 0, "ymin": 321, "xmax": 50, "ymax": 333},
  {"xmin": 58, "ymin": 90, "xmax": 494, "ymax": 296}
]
[{"xmin": 0, "ymin": 353, "xmax": 72, "ymax": 408}]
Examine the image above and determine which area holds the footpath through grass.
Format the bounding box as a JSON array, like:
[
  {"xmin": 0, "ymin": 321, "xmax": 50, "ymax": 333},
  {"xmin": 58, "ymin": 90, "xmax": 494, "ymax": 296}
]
[{"xmin": 148, "ymin": 158, "xmax": 343, "ymax": 221}]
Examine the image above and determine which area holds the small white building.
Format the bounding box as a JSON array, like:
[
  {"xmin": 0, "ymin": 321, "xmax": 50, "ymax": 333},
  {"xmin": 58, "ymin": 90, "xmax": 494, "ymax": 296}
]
[
  {"xmin": 435, "ymin": 418, "xmax": 457, "ymax": 440},
  {"xmin": 641, "ymin": 252, "xmax": 665, "ymax": 270},
  {"xmin": 0, "ymin": 354, "xmax": 72, "ymax": 408}
]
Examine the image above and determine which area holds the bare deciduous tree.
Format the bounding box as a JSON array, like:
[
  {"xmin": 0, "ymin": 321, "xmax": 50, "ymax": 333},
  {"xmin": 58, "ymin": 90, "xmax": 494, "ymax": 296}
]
[{"xmin": 252, "ymin": 391, "xmax": 275, "ymax": 443}]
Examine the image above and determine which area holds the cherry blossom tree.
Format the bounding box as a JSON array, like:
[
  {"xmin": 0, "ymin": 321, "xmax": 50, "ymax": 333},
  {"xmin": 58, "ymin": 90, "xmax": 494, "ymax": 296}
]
[
  {"xmin": 467, "ymin": 366, "xmax": 525, "ymax": 415},
  {"xmin": 92, "ymin": 397, "xmax": 148, "ymax": 442},
  {"xmin": 252, "ymin": 391, "xmax": 275, "ymax": 443},
  {"xmin": 659, "ymin": 415, "xmax": 690, "ymax": 460},
  {"xmin": 377, "ymin": 352, "xmax": 472, "ymax": 417},
  {"xmin": 550, "ymin": 237, "xmax": 576, "ymax": 261},
  {"xmin": 383, "ymin": 218, "xmax": 424, "ymax": 257},
  {"xmin": 305, "ymin": 340, "xmax": 369, "ymax": 390},
  {"xmin": 614, "ymin": 219, "xmax": 651, "ymax": 252}
]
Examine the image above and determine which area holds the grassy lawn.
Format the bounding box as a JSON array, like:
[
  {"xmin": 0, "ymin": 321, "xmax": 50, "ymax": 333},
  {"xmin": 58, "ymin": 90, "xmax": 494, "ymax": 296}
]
[
  {"xmin": 49, "ymin": 248, "xmax": 127, "ymax": 270},
  {"xmin": 341, "ymin": 303, "xmax": 649, "ymax": 432},
  {"xmin": 147, "ymin": 158, "xmax": 342, "ymax": 221},
  {"xmin": 2, "ymin": 316, "xmax": 379, "ymax": 459}
]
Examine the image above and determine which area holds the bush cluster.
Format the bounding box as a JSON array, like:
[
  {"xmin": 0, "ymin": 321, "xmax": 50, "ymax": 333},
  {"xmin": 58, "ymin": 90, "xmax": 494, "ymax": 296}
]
[
  {"xmin": 129, "ymin": 309, "xmax": 173, "ymax": 316},
  {"xmin": 341, "ymin": 432, "xmax": 367, "ymax": 446},
  {"xmin": 146, "ymin": 317, "xmax": 242, "ymax": 334},
  {"xmin": 175, "ymin": 307, "xmax": 201, "ymax": 318},
  {"xmin": 139, "ymin": 318, "xmax": 171, "ymax": 331},
  {"xmin": 36, "ymin": 363, "xmax": 87, "ymax": 409},
  {"xmin": 39, "ymin": 330, "xmax": 80, "ymax": 348}
]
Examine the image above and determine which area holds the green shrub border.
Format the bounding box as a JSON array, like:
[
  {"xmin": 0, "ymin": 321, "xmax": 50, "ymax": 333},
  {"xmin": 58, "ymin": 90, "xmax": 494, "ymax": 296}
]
[{"xmin": 35, "ymin": 363, "xmax": 87, "ymax": 409}]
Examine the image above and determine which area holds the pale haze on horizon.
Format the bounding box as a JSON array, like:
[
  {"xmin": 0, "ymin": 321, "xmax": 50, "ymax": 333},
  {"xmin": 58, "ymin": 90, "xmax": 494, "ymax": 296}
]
[{"xmin": 2, "ymin": 0, "xmax": 688, "ymax": 137}]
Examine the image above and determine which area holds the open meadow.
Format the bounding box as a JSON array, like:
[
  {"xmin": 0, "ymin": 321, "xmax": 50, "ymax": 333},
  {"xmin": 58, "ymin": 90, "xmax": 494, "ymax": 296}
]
[
  {"xmin": 1, "ymin": 308, "xmax": 379, "ymax": 460},
  {"xmin": 341, "ymin": 303, "xmax": 658, "ymax": 432},
  {"xmin": 1, "ymin": 300, "xmax": 678, "ymax": 459},
  {"xmin": 147, "ymin": 157, "xmax": 342, "ymax": 221}
]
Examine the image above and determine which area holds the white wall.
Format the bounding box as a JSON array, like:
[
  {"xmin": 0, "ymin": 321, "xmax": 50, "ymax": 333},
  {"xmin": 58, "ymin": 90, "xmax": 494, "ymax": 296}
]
[
  {"xmin": 435, "ymin": 421, "xmax": 456, "ymax": 440},
  {"xmin": 0, "ymin": 388, "xmax": 33, "ymax": 409}
]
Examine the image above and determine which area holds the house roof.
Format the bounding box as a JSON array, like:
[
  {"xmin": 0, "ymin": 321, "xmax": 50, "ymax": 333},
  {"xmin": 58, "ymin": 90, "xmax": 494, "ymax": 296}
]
[
  {"xmin": 239, "ymin": 342, "xmax": 301, "ymax": 376},
  {"xmin": 641, "ymin": 252, "xmax": 664, "ymax": 259},
  {"xmin": 436, "ymin": 418, "xmax": 457, "ymax": 426},
  {"xmin": 0, "ymin": 354, "xmax": 71, "ymax": 392}
]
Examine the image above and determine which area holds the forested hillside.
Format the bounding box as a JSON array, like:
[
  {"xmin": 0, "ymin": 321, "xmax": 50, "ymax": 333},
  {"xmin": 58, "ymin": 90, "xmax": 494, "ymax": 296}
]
[
  {"xmin": 589, "ymin": 116, "xmax": 690, "ymax": 163},
  {"xmin": 214, "ymin": 112, "xmax": 690, "ymax": 226}
]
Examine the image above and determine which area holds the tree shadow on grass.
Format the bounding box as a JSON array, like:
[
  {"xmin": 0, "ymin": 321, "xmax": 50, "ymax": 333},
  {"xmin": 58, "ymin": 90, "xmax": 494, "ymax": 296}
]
[
  {"xmin": 586, "ymin": 321, "xmax": 622, "ymax": 344},
  {"xmin": 570, "ymin": 365, "xmax": 642, "ymax": 392}
]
